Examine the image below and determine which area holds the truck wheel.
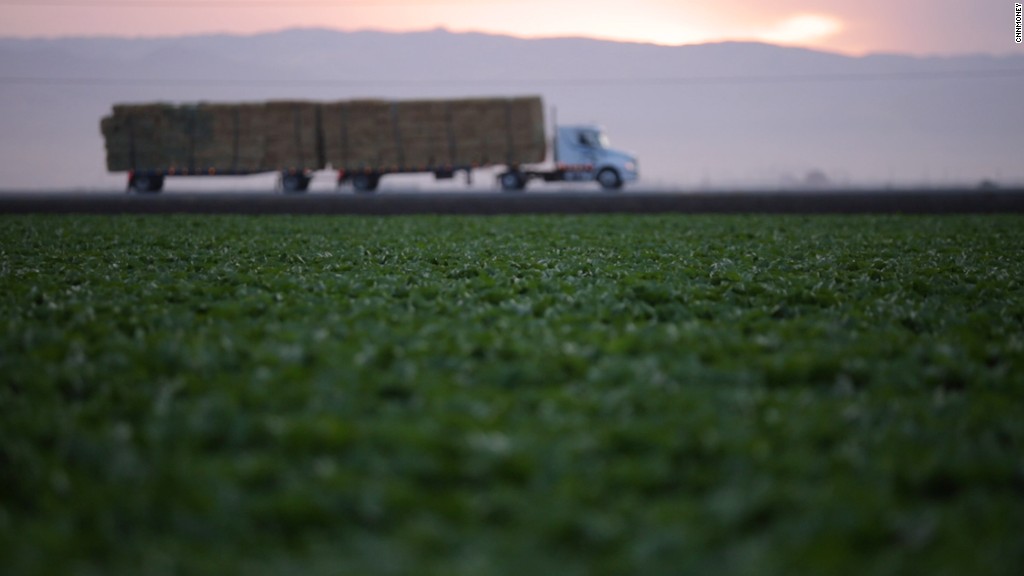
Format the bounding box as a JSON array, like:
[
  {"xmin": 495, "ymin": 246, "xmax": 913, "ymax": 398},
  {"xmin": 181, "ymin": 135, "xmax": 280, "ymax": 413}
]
[
  {"xmin": 132, "ymin": 174, "xmax": 163, "ymax": 193},
  {"xmin": 281, "ymin": 173, "xmax": 310, "ymax": 193},
  {"xmin": 352, "ymin": 173, "xmax": 379, "ymax": 193},
  {"xmin": 597, "ymin": 169, "xmax": 623, "ymax": 190},
  {"xmin": 499, "ymin": 171, "xmax": 525, "ymax": 191}
]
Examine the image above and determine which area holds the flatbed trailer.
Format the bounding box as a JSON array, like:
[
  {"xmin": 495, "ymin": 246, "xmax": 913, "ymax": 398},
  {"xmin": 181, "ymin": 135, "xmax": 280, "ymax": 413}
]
[{"xmin": 102, "ymin": 96, "xmax": 638, "ymax": 193}]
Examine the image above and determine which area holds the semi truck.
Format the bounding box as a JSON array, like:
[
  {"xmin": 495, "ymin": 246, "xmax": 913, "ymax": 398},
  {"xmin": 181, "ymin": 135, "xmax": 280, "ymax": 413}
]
[{"xmin": 100, "ymin": 96, "xmax": 638, "ymax": 193}]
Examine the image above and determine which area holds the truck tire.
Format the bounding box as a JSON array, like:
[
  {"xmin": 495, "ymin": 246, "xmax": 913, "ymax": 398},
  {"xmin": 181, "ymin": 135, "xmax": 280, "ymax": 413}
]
[
  {"xmin": 499, "ymin": 171, "xmax": 525, "ymax": 191},
  {"xmin": 131, "ymin": 174, "xmax": 164, "ymax": 193},
  {"xmin": 281, "ymin": 173, "xmax": 310, "ymax": 193},
  {"xmin": 351, "ymin": 173, "xmax": 380, "ymax": 193},
  {"xmin": 597, "ymin": 168, "xmax": 623, "ymax": 190}
]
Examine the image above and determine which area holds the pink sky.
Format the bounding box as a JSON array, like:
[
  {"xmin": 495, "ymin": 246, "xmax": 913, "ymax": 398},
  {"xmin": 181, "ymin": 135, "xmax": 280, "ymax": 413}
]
[{"xmin": 0, "ymin": 0, "xmax": 1014, "ymax": 55}]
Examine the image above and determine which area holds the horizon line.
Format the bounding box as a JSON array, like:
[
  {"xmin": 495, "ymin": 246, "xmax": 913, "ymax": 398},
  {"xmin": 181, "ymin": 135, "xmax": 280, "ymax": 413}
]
[{"xmin": 0, "ymin": 25, "xmax": 1014, "ymax": 59}]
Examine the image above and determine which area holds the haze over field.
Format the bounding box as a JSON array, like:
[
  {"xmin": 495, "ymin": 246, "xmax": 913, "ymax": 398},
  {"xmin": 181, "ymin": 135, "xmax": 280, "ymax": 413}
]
[{"xmin": 0, "ymin": 27, "xmax": 1021, "ymax": 190}]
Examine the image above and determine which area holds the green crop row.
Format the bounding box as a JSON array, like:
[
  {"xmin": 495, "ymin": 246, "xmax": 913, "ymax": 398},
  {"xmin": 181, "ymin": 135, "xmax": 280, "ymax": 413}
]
[{"xmin": 1, "ymin": 215, "xmax": 1022, "ymax": 575}]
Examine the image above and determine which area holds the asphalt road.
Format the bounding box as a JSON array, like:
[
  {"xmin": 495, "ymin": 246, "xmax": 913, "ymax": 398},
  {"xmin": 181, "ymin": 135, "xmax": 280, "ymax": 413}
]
[{"xmin": 1, "ymin": 188, "xmax": 1023, "ymax": 215}]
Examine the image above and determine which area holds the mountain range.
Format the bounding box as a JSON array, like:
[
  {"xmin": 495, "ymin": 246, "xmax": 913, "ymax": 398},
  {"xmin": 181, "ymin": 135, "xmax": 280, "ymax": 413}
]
[{"xmin": 0, "ymin": 28, "xmax": 1021, "ymax": 190}]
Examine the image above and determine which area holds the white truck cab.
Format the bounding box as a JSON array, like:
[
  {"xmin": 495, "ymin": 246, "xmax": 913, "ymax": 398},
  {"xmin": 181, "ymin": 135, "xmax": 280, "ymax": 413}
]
[
  {"xmin": 554, "ymin": 125, "xmax": 639, "ymax": 190},
  {"xmin": 498, "ymin": 124, "xmax": 639, "ymax": 191}
]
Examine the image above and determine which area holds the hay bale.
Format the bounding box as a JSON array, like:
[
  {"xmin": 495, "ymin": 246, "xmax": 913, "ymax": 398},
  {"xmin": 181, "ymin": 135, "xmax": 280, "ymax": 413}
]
[
  {"xmin": 262, "ymin": 101, "xmax": 322, "ymax": 170},
  {"xmin": 102, "ymin": 101, "xmax": 324, "ymax": 173},
  {"xmin": 101, "ymin": 96, "xmax": 545, "ymax": 174},
  {"xmin": 396, "ymin": 99, "xmax": 451, "ymax": 168},
  {"xmin": 101, "ymin": 103, "xmax": 192, "ymax": 171},
  {"xmin": 324, "ymin": 100, "xmax": 397, "ymax": 170},
  {"xmin": 323, "ymin": 96, "xmax": 545, "ymax": 171},
  {"xmin": 508, "ymin": 96, "xmax": 546, "ymax": 164},
  {"xmin": 192, "ymin": 103, "xmax": 268, "ymax": 172},
  {"xmin": 450, "ymin": 98, "xmax": 511, "ymax": 166}
]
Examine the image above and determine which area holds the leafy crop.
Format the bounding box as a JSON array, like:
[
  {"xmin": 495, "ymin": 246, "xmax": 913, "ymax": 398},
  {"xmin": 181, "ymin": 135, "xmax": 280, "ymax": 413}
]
[{"xmin": 1, "ymin": 215, "xmax": 1023, "ymax": 576}]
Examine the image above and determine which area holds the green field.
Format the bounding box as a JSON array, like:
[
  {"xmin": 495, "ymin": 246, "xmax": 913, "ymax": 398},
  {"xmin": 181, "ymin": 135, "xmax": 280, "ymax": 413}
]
[{"xmin": 2, "ymin": 214, "xmax": 1022, "ymax": 575}]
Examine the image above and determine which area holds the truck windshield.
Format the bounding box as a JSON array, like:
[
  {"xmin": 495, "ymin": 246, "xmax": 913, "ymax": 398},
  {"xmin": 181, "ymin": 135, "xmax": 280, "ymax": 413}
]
[{"xmin": 581, "ymin": 131, "xmax": 610, "ymax": 149}]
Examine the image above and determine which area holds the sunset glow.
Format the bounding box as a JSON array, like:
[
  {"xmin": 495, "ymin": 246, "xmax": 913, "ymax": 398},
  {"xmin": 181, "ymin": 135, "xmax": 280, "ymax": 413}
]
[
  {"xmin": 0, "ymin": 0, "xmax": 1010, "ymax": 55},
  {"xmin": 754, "ymin": 14, "xmax": 844, "ymax": 46}
]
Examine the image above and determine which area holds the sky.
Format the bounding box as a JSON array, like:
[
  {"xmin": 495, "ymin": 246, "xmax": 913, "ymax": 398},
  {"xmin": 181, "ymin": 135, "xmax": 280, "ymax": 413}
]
[{"xmin": 0, "ymin": 0, "xmax": 1017, "ymax": 55}]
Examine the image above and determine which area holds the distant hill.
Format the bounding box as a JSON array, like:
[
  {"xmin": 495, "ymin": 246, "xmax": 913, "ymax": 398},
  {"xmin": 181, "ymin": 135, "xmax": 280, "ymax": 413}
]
[{"xmin": 0, "ymin": 28, "xmax": 1021, "ymax": 190}]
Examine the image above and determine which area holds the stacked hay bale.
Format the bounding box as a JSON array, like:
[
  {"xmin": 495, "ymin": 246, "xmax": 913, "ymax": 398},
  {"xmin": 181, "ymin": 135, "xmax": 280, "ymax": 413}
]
[
  {"xmin": 262, "ymin": 101, "xmax": 321, "ymax": 171},
  {"xmin": 323, "ymin": 96, "xmax": 545, "ymax": 172},
  {"xmin": 447, "ymin": 96, "xmax": 545, "ymax": 167},
  {"xmin": 191, "ymin": 103, "xmax": 268, "ymax": 173},
  {"xmin": 101, "ymin": 101, "xmax": 324, "ymax": 173},
  {"xmin": 449, "ymin": 98, "xmax": 508, "ymax": 166},
  {"xmin": 102, "ymin": 96, "xmax": 545, "ymax": 175},
  {"xmin": 101, "ymin": 103, "xmax": 193, "ymax": 172},
  {"xmin": 321, "ymin": 100, "xmax": 397, "ymax": 172},
  {"xmin": 397, "ymin": 99, "xmax": 453, "ymax": 170},
  {"xmin": 507, "ymin": 96, "xmax": 546, "ymax": 165}
]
